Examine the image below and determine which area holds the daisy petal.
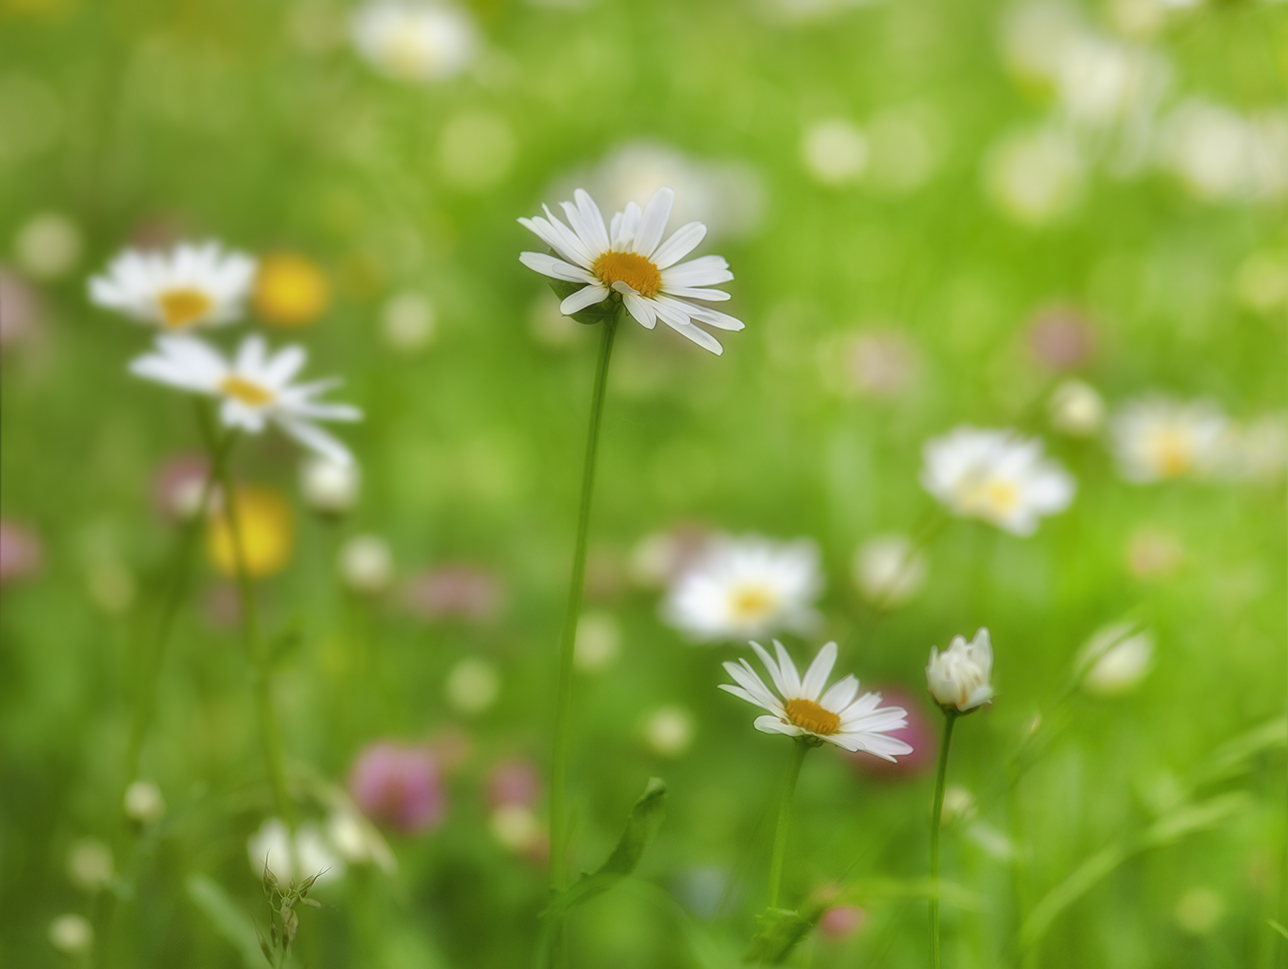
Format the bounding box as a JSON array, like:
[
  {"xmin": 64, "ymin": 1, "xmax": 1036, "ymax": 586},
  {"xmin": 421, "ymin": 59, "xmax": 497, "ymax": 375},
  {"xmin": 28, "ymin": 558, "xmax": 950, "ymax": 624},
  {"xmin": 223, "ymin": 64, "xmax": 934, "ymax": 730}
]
[
  {"xmin": 559, "ymin": 284, "xmax": 610, "ymax": 316},
  {"xmin": 651, "ymin": 222, "xmax": 707, "ymax": 269},
  {"xmin": 632, "ymin": 187, "xmax": 675, "ymax": 258},
  {"xmin": 800, "ymin": 642, "xmax": 837, "ymax": 702}
]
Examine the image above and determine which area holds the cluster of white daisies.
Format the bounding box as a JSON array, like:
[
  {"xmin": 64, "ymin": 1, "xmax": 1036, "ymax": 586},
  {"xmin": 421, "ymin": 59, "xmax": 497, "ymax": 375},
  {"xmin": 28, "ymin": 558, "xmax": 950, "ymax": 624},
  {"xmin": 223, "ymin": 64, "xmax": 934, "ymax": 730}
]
[{"xmin": 89, "ymin": 243, "xmax": 361, "ymax": 465}]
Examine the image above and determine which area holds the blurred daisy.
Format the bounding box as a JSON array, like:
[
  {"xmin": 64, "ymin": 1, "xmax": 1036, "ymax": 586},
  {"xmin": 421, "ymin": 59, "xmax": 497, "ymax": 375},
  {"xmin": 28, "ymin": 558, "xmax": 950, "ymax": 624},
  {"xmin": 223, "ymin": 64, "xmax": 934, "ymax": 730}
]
[
  {"xmin": 1109, "ymin": 396, "xmax": 1228, "ymax": 483},
  {"xmin": 921, "ymin": 427, "xmax": 1075, "ymax": 535},
  {"xmin": 351, "ymin": 0, "xmax": 479, "ymax": 82},
  {"xmin": 518, "ymin": 186, "xmax": 744, "ymax": 355},
  {"xmin": 89, "ymin": 241, "xmax": 255, "ymax": 332},
  {"xmin": 720, "ymin": 641, "xmax": 913, "ymax": 760},
  {"xmin": 130, "ymin": 335, "xmax": 361, "ymax": 464},
  {"xmin": 247, "ymin": 818, "xmax": 344, "ymax": 885},
  {"xmin": 662, "ymin": 534, "xmax": 822, "ymax": 642}
]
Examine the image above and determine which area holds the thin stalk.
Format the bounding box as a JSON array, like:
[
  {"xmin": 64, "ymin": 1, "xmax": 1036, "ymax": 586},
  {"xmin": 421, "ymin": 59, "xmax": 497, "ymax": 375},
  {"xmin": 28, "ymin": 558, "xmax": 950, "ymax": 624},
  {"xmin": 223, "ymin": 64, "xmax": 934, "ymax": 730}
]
[
  {"xmin": 215, "ymin": 443, "xmax": 295, "ymax": 826},
  {"xmin": 767, "ymin": 740, "xmax": 810, "ymax": 909},
  {"xmin": 549, "ymin": 313, "xmax": 619, "ymax": 887},
  {"xmin": 930, "ymin": 710, "xmax": 958, "ymax": 969},
  {"xmin": 123, "ymin": 413, "xmax": 235, "ymax": 785}
]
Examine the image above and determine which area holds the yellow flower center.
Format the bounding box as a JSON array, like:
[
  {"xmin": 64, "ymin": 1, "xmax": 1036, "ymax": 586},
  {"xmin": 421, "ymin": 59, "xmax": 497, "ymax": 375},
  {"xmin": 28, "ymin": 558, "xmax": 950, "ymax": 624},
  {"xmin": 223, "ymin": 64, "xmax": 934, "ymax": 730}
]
[
  {"xmin": 729, "ymin": 583, "xmax": 777, "ymax": 622},
  {"xmin": 593, "ymin": 250, "xmax": 663, "ymax": 298},
  {"xmin": 156, "ymin": 287, "xmax": 213, "ymax": 329},
  {"xmin": 960, "ymin": 476, "xmax": 1021, "ymax": 517},
  {"xmin": 783, "ymin": 698, "xmax": 841, "ymax": 736},
  {"xmin": 1149, "ymin": 429, "xmax": 1193, "ymax": 477},
  {"xmin": 220, "ymin": 375, "xmax": 275, "ymax": 406}
]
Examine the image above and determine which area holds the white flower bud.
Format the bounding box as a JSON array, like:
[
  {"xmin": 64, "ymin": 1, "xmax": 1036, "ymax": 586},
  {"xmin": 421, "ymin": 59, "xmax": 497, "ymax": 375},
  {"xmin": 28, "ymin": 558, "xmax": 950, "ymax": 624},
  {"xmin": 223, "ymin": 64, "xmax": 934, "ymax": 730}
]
[
  {"xmin": 67, "ymin": 839, "xmax": 113, "ymax": 892},
  {"xmin": 49, "ymin": 914, "xmax": 93, "ymax": 954},
  {"xmin": 489, "ymin": 804, "xmax": 541, "ymax": 852},
  {"xmin": 644, "ymin": 706, "xmax": 695, "ymax": 757},
  {"xmin": 926, "ymin": 627, "xmax": 995, "ymax": 712},
  {"xmin": 445, "ymin": 657, "xmax": 499, "ymax": 713},
  {"xmin": 124, "ymin": 780, "xmax": 166, "ymax": 824},
  {"xmin": 338, "ymin": 534, "xmax": 394, "ymax": 594},
  {"xmin": 1049, "ymin": 379, "xmax": 1106, "ymax": 437},
  {"xmin": 1078, "ymin": 623, "xmax": 1154, "ymax": 696},
  {"xmin": 574, "ymin": 611, "xmax": 620, "ymax": 672},
  {"xmin": 852, "ymin": 534, "xmax": 927, "ymax": 607},
  {"xmin": 300, "ymin": 456, "xmax": 360, "ymax": 516}
]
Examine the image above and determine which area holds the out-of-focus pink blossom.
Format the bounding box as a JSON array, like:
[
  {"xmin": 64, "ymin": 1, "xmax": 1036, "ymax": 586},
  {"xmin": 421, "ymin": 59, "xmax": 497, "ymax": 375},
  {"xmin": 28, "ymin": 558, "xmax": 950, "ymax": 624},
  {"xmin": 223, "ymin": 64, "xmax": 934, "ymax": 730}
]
[
  {"xmin": 844, "ymin": 687, "xmax": 936, "ymax": 779},
  {"xmin": 0, "ymin": 519, "xmax": 43, "ymax": 586},
  {"xmin": 842, "ymin": 329, "xmax": 921, "ymax": 398},
  {"xmin": 401, "ymin": 565, "xmax": 503, "ymax": 623},
  {"xmin": 629, "ymin": 522, "xmax": 713, "ymax": 588},
  {"xmin": 820, "ymin": 905, "xmax": 868, "ymax": 939},
  {"xmin": 0, "ymin": 268, "xmax": 42, "ymax": 351},
  {"xmin": 487, "ymin": 758, "xmax": 541, "ymax": 810},
  {"xmin": 349, "ymin": 742, "xmax": 446, "ymax": 834},
  {"xmin": 152, "ymin": 454, "xmax": 214, "ymax": 522},
  {"xmin": 1026, "ymin": 304, "xmax": 1098, "ymax": 371}
]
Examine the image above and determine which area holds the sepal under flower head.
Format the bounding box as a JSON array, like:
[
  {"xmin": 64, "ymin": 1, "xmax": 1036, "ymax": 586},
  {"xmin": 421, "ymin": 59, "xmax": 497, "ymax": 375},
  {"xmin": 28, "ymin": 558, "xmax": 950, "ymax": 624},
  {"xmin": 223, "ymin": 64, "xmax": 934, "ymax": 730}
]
[{"xmin": 926, "ymin": 627, "xmax": 995, "ymax": 714}]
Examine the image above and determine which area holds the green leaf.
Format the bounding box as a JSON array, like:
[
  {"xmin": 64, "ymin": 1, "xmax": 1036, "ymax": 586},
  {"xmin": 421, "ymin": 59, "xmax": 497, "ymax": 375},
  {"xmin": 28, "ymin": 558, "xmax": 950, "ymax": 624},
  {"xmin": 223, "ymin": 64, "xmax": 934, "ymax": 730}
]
[
  {"xmin": 546, "ymin": 278, "xmax": 620, "ymax": 326},
  {"xmin": 1019, "ymin": 792, "xmax": 1250, "ymax": 950},
  {"xmin": 1268, "ymin": 919, "xmax": 1288, "ymax": 941},
  {"xmin": 542, "ymin": 777, "xmax": 667, "ymax": 920},
  {"xmin": 187, "ymin": 874, "xmax": 270, "ymax": 969},
  {"xmin": 743, "ymin": 902, "xmax": 826, "ymax": 965}
]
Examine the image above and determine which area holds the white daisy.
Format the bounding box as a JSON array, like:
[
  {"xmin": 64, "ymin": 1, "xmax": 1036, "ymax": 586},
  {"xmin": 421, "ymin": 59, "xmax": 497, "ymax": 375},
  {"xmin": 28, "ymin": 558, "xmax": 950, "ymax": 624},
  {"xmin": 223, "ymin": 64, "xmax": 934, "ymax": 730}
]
[
  {"xmin": 89, "ymin": 241, "xmax": 256, "ymax": 332},
  {"xmin": 518, "ymin": 186, "xmax": 744, "ymax": 355},
  {"xmin": 720, "ymin": 641, "xmax": 913, "ymax": 760},
  {"xmin": 921, "ymin": 427, "xmax": 1075, "ymax": 536},
  {"xmin": 130, "ymin": 335, "xmax": 362, "ymax": 464},
  {"xmin": 661, "ymin": 534, "xmax": 822, "ymax": 642},
  {"xmin": 1109, "ymin": 395, "xmax": 1229, "ymax": 483},
  {"xmin": 351, "ymin": 0, "xmax": 479, "ymax": 83}
]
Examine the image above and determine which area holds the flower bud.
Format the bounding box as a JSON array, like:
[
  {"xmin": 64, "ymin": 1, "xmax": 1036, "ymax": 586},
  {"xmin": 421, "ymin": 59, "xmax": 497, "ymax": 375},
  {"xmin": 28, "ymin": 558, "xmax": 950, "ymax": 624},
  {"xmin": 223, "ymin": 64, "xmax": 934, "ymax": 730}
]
[
  {"xmin": 48, "ymin": 914, "xmax": 93, "ymax": 954},
  {"xmin": 67, "ymin": 839, "xmax": 113, "ymax": 892},
  {"xmin": 299, "ymin": 456, "xmax": 360, "ymax": 516},
  {"xmin": 852, "ymin": 534, "xmax": 927, "ymax": 608},
  {"xmin": 926, "ymin": 627, "xmax": 994, "ymax": 713},
  {"xmin": 643, "ymin": 706, "xmax": 695, "ymax": 757},
  {"xmin": 1049, "ymin": 379, "xmax": 1105, "ymax": 437},
  {"xmin": 338, "ymin": 535, "xmax": 394, "ymax": 594},
  {"xmin": 1078, "ymin": 623, "xmax": 1153, "ymax": 696},
  {"xmin": 124, "ymin": 780, "xmax": 166, "ymax": 824}
]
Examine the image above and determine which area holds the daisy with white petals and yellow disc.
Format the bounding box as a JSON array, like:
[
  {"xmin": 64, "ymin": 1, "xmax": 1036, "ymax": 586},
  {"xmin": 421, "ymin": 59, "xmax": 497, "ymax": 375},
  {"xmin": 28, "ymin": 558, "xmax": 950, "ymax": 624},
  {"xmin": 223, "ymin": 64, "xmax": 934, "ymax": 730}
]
[
  {"xmin": 519, "ymin": 186, "xmax": 744, "ymax": 354},
  {"xmin": 89, "ymin": 242, "xmax": 256, "ymax": 332},
  {"xmin": 720, "ymin": 641, "xmax": 913, "ymax": 761},
  {"xmin": 130, "ymin": 335, "xmax": 362, "ymax": 464},
  {"xmin": 662, "ymin": 534, "xmax": 823, "ymax": 642},
  {"xmin": 921, "ymin": 427, "xmax": 1075, "ymax": 536}
]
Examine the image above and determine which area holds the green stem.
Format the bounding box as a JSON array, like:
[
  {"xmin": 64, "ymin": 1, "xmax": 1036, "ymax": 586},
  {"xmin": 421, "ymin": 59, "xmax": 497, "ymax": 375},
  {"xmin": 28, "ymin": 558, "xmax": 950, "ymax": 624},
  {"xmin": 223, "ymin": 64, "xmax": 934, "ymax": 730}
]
[
  {"xmin": 123, "ymin": 410, "xmax": 235, "ymax": 786},
  {"xmin": 546, "ymin": 313, "xmax": 619, "ymax": 962},
  {"xmin": 767, "ymin": 740, "xmax": 810, "ymax": 909},
  {"xmin": 215, "ymin": 442, "xmax": 295, "ymax": 828},
  {"xmin": 930, "ymin": 710, "xmax": 958, "ymax": 969}
]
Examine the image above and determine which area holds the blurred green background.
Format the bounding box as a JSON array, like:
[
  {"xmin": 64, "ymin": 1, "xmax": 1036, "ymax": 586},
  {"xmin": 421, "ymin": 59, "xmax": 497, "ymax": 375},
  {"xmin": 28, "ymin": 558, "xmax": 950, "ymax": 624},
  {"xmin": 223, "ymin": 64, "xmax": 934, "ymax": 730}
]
[{"xmin": 1, "ymin": 0, "xmax": 1286, "ymax": 967}]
